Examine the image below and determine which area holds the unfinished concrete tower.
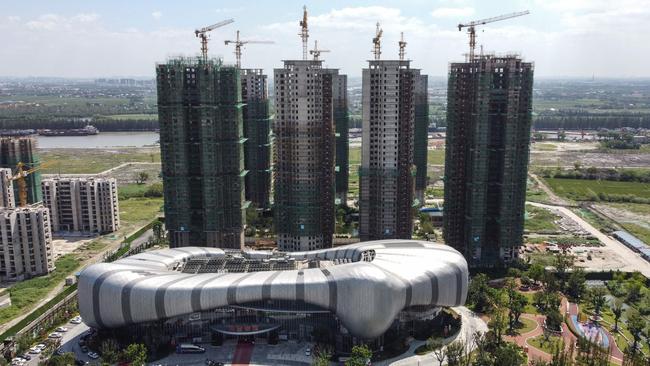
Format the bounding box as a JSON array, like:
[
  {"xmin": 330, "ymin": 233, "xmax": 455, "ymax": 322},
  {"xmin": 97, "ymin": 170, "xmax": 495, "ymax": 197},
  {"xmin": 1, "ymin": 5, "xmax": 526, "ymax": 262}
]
[
  {"xmin": 273, "ymin": 60, "xmax": 335, "ymax": 251},
  {"xmin": 413, "ymin": 74, "xmax": 429, "ymax": 204},
  {"xmin": 359, "ymin": 60, "xmax": 418, "ymax": 241},
  {"xmin": 443, "ymin": 55, "xmax": 534, "ymax": 267},
  {"xmin": 241, "ymin": 69, "xmax": 272, "ymax": 209},
  {"xmin": 0, "ymin": 137, "xmax": 42, "ymax": 204},
  {"xmin": 157, "ymin": 57, "xmax": 246, "ymax": 249},
  {"xmin": 323, "ymin": 70, "xmax": 350, "ymax": 206},
  {"xmin": 0, "ymin": 168, "xmax": 15, "ymax": 208}
]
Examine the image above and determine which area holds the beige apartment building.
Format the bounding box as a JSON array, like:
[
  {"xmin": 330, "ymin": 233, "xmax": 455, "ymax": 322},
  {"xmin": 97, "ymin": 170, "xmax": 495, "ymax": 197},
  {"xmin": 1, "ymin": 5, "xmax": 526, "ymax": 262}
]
[
  {"xmin": 42, "ymin": 177, "xmax": 120, "ymax": 234},
  {"xmin": 0, "ymin": 168, "xmax": 15, "ymax": 208},
  {"xmin": 0, "ymin": 206, "xmax": 54, "ymax": 280}
]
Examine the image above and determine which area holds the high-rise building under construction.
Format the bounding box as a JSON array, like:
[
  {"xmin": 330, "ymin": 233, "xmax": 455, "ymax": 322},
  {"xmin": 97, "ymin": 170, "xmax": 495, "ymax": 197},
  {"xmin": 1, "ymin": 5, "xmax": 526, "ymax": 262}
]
[
  {"xmin": 443, "ymin": 55, "xmax": 534, "ymax": 267},
  {"xmin": 241, "ymin": 69, "xmax": 272, "ymax": 209},
  {"xmin": 413, "ymin": 75, "xmax": 429, "ymax": 204},
  {"xmin": 324, "ymin": 70, "xmax": 350, "ymax": 205},
  {"xmin": 273, "ymin": 60, "xmax": 335, "ymax": 251},
  {"xmin": 157, "ymin": 57, "xmax": 247, "ymax": 249},
  {"xmin": 359, "ymin": 60, "xmax": 419, "ymax": 241},
  {"xmin": 0, "ymin": 137, "xmax": 42, "ymax": 204}
]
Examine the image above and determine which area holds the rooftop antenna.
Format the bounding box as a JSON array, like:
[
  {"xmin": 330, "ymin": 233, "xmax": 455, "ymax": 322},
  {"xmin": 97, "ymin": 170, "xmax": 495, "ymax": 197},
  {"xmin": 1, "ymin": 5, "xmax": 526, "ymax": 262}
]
[
  {"xmin": 224, "ymin": 30, "xmax": 274, "ymax": 68},
  {"xmin": 299, "ymin": 6, "xmax": 309, "ymax": 60},
  {"xmin": 398, "ymin": 32, "xmax": 407, "ymax": 60},
  {"xmin": 372, "ymin": 22, "xmax": 383, "ymax": 60},
  {"xmin": 457, "ymin": 10, "xmax": 529, "ymax": 61},
  {"xmin": 195, "ymin": 19, "xmax": 234, "ymax": 62},
  {"xmin": 309, "ymin": 40, "xmax": 330, "ymax": 61}
]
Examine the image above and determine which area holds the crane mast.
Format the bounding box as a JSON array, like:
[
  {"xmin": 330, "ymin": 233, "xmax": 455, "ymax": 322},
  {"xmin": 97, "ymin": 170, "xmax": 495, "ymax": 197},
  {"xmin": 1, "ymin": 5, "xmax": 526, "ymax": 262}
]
[
  {"xmin": 457, "ymin": 10, "xmax": 529, "ymax": 61},
  {"xmin": 6, "ymin": 161, "xmax": 51, "ymax": 207},
  {"xmin": 194, "ymin": 18, "xmax": 234, "ymax": 62},
  {"xmin": 398, "ymin": 32, "xmax": 407, "ymax": 61},
  {"xmin": 224, "ymin": 30, "xmax": 274, "ymax": 68},
  {"xmin": 309, "ymin": 40, "xmax": 330, "ymax": 61},
  {"xmin": 299, "ymin": 6, "xmax": 309, "ymax": 60},
  {"xmin": 372, "ymin": 22, "xmax": 383, "ymax": 60}
]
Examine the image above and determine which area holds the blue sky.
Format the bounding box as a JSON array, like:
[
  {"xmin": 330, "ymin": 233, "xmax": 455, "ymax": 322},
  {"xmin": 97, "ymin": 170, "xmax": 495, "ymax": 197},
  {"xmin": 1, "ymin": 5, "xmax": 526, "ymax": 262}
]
[{"xmin": 2, "ymin": 0, "xmax": 649, "ymax": 77}]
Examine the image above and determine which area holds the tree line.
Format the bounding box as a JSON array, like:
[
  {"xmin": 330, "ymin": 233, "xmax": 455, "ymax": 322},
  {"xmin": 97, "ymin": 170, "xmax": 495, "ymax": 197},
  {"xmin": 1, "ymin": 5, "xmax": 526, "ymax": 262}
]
[{"xmin": 0, "ymin": 118, "xmax": 158, "ymax": 131}]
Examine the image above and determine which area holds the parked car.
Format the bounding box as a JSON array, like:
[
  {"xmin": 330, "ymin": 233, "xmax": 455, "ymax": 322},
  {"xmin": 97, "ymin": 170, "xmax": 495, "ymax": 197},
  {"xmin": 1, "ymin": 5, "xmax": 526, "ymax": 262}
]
[
  {"xmin": 55, "ymin": 348, "xmax": 66, "ymax": 355},
  {"xmin": 87, "ymin": 351, "xmax": 100, "ymax": 360},
  {"xmin": 74, "ymin": 359, "xmax": 89, "ymax": 366},
  {"xmin": 20, "ymin": 354, "xmax": 31, "ymax": 361},
  {"xmin": 80, "ymin": 345, "xmax": 89, "ymax": 353},
  {"xmin": 48, "ymin": 332, "xmax": 62, "ymax": 339},
  {"xmin": 28, "ymin": 347, "xmax": 41, "ymax": 354},
  {"xmin": 36, "ymin": 343, "xmax": 47, "ymax": 350},
  {"xmin": 56, "ymin": 326, "xmax": 68, "ymax": 332},
  {"xmin": 176, "ymin": 344, "xmax": 205, "ymax": 354},
  {"xmin": 11, "ymin": 357, "xmax": 26, "ymax": 365},
  {"xmin": 70, "ymin": 316, "xmax": 83, "ymax": 324},
  {"xmin": 305, "ymin": 348, "xmax": 311, "ymax": 356}
]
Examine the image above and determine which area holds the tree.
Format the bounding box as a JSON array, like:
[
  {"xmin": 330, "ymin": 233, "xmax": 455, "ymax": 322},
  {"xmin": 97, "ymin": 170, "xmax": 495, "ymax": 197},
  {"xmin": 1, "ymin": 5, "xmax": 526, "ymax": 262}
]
[
  {"xmin": 100, "ymin": 339, "xmax": 120, "ymax": 364},
  {"xmin": 468, "ymin": 273, "xmax": 494, "ymax": 313},
  {"xmin": 444, "ymin": 341, "xmax": 466, "ymax": 366},
  {"xmin": 505, "ymin": 279, "xmax": 528, "ymax": 333},
  {"xmin": 428, "ymin": 338, "xmax": 445, "ymax": 366},
  {"xmin": 489, "ymin": 304, "xmax": 508, "ymax": 345},
  {"xmin": 611, "ymin": 298, "xmax": 624, "ymax": 332},
  {"xmin": 626, "ymin": 310, "xmax": 645, "ymax": 353},
  {"xmin": 566, "ymin": 268, "xmax": 586, "ymax": 300},
  {"xmin": 554, "ymin": 253, "xmax": 574, "ymax": 288},
  {"xmin": 588, "ymin": 286, "xmax": 608, "ymax": 318},
  {"xmin": 345, "ymin": 345, "xmax": 371, "ymax": 366},
  {"xmin": 527, "ymin": 263, "xmax": 545, "ymax": 286},
  {"xmin": 545, "ymin": 307, "xmax": 563, "ymax": 332},
  {"xmin": 559, "ymin": 130, "xmax": 567, "ymax": 141},
  {"xmin": 43, "ymin": 353, "xmax": 76, "ymax": 366},
  {"xmin": 134, "ymin": 171, "xmax": 149, "ymax": 184},
  {"xmin": 626, "ymin": 281, "xmax": 642, "ymax": 303},
  {"xmin": 493, "ymin": 342, "xmax": 526, "ymax": 366},
  {"xmin": 122, "ymin": 343, "xmax": 148, "ymax": 366},
  {"xmin": 313, "ymin": 349, "xmax": 331, "ymax": 366},
  {"xmin": 152, "ymin": 220, "xmax": 164, "ymax": 242}
]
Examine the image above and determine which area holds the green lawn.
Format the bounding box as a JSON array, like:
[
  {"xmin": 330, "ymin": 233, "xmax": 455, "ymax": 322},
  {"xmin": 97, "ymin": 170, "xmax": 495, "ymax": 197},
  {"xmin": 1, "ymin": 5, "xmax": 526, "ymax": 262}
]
[
  {"xmin": 348, "ymin": 146, "xmax": 445, "ymax": 166},
  {"xmin": 522, "ymin": 292, "xmax": 542, "ymax": 315},
  {"xmin": 528, "ymin": 334, "xmax": 562, "ymax": 354},
  {"xmin": 104, "ymin": 114, "xmax": 158, "ymax": 120},
  {"xmin": 607, "ymin": 202, "xmax": 650, "ymax": 216},
  {"xmin": 544, "ymin": 178, "xmax": 650, "ymax": 200},
  {"xmin": 525, "ymin": 205, "xmax": 561, "ymax": 233},
  {"xmin": 0, "ymin": 255, "xmax": 80, "ymax": 325},
  {"xmin": 534, "ymin": 143, "xmax": 557, "ymax": 151},
  {"xmin": 515, "ymin": 316, "xmax": 538, "ymax": 334},
  {"xmin": 120, "ymin": 197, "xmax": 163, "ymax": 222},
  {"xmin": 40, "ymin": 148, "xmax": 160, "ymax": 174},
  {"xmin": 118, "ymin": 183, "xmax": 150, "ymax": 199}
]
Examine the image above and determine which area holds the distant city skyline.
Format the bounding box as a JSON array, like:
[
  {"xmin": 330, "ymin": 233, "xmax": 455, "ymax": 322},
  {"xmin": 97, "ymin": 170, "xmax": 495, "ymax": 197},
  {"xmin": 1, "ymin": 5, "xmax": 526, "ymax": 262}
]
[{"xmin": 2, "ymin": 0, "xmax": 650, "ymax": 78}]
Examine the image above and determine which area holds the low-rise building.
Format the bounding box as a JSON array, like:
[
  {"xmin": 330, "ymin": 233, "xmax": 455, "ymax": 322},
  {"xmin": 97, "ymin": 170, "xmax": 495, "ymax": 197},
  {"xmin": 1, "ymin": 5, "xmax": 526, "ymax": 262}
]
[
  {"xmin": 42, "ymin": 177, "xmax": 119, "ymax": 234},
  {"xmin": 0, "ymin": 206, "xmax": 54, "ymax": 280}
]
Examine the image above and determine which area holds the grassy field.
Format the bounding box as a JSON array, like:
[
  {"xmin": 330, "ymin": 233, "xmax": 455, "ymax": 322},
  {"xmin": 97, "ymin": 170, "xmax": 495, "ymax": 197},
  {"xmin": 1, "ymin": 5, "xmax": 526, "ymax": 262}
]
[
  {"xmin": 516, "ymin": 317, "xmax": 538, "ymax": 334},
  {"xmin": 104, "ymin": 114, "xmax": 158, "ymax": 120},
  {"xmin": 120, "ymin": 197, "xmax": 163, "ymax": 222},
  {"xmin": 0, "ymin": 255, "xmax": 79, "ymax": 325},
  {"xmin": 534, "ymin": 143, "xmax": 558, "ymax": 151},
  {"xmin": 544, "ymin": 178, "xmax": 650, "ymax": 200},
  {"xmin": 40, "ymin": 148, "xmax": 160, "ymax": 174},
  {"xmin": 528, "ymin": 334, "xmax": 562, "ymax": 354},
  {"xmin": 348, "ymin": 146, "xmax": 445, "ymax": 166},
  {"xmin": 525, "ymin": 204, "xmax": 561, "ymax": 233},
  {"xmin": 607, "ymin": 202, "xmax": 650, "ymax": 216}
]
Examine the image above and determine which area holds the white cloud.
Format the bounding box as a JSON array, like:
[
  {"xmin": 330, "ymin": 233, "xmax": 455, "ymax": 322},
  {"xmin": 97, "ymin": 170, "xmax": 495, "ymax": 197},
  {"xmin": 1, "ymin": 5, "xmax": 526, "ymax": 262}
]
[
  {"xmin": 151, "ymin": 11, "xmax": 162, "ymax": 20},
  {"xmin": 431, "ymin": 7, "xmax": 475, "ymax": 18}
]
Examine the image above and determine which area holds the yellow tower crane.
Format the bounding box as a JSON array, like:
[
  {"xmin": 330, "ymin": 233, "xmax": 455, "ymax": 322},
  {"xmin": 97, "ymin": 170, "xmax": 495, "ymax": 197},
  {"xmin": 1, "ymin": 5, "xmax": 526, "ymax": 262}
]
[
  {"xmin": 6, "ymin": 161, "xmax": 52, "ymax": 207},
  {"xmin": 194, "ymin": 19, "xmax": 234, "ymax": 61},
  {"xmin": 372, "ymin": 22, "xmax": 383, "ymax": 60},
  {"xmin": 224, "ymin": 30, "xmax": 274, "ymax": 68},
  {"xmin": 457, "ymin": 10, "xmax": 529, "ymax": 61}
]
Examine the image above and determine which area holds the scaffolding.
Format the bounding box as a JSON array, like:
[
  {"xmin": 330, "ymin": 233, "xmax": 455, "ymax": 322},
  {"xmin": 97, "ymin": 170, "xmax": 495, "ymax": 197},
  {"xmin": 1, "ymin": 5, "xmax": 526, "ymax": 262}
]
[
  {"xmin": 156, "ymin": 57, "xmax": 246, "ymax": 249},
  {"xmin": 0, "ymin": 137, "xmax": 42, "ymax": 204},
  {"xmin": 413, "ymin": 74, "xmax": 429, "ymax": 204},
  {"xmin": 443, "ymin": 55, "xmax": 534, "ymax": 267}
]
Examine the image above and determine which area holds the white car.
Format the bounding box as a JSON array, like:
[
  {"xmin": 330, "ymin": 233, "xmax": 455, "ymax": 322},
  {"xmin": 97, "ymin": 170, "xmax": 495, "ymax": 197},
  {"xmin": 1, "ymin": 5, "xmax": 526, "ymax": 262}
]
[
  {"xmin": 48, "ymin": 332, "xmax": 62, "ymax": 339},
  {"xmin": 70, "ymin": 316, "xmax": 82, "ymax": 324},
  {"xmin": 305, "ymin": 348, "xmax": 311, "ymax": 356},
  {"xmin": 11, "ymin": 357, "xmax": 26, "ymax": 365},
  {"xmin": 56, "ymin": 326, "xmax": 68, "ymax": 332},
  {"xmin": 28, "ymin": 347, "xmax": 41, "ymax": 354},
  {"xmin": 87, "ymin": 351, "xmax": 100, "ymax": 360},
  {"xmin": 36, "ymin": 343, "xmax": 47, "ymax": 350}
]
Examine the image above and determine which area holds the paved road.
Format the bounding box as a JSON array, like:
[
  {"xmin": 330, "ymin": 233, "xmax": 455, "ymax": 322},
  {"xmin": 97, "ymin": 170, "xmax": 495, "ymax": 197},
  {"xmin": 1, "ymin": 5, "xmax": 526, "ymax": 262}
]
[
  {"xmin": 25, "ymin": 320, "xmax": 90, "ymax": 366},
  {"xmin": 527, "ymin": 202, "xmax": 650, "ymax": 277}
]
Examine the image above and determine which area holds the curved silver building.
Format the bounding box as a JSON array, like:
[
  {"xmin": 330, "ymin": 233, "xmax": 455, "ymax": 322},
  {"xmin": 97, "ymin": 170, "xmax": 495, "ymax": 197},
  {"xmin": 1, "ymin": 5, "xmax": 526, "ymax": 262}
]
[{"xmin": 78, "ymin": 240, "xmax": 468, "ymax": 340}]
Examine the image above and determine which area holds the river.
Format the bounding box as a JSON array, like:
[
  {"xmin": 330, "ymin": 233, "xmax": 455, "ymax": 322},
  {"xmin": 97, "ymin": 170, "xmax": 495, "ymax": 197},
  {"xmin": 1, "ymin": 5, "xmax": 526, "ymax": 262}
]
[{"xmin": 36, "ymin": 132, "xmax": 159, "ymax": 149}]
